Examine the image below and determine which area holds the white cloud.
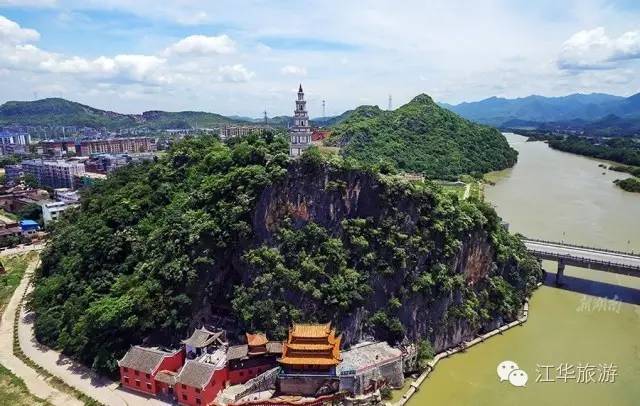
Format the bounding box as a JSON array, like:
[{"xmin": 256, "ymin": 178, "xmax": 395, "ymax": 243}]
[
  {"xmin": 0, "ymin": 0, "xmax": 56, "ymax": 6},
  {"xmin": 164, "ymin": 35, "xmax": 236, "ymax": 56},
  {"xmin": 0, "ymin": 15, "xmax": 40, "ymax": 43},
  {"xmin": 558, "ymin": 27, "xmax": 640, "ymax": 70},
  {"xmin": 280, "ymin": 65, "xmax": 307, "ymax": 76},
  {"xmin": 218, "ymin": 64, "xmax": 254, "ymax": 82}
]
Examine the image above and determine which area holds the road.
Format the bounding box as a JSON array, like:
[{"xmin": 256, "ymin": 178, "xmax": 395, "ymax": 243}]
[
  {"xmin": 523, "ymin": 240, "xmax": 640, "ymax": 270},
  {"xmin": 0, "ymin": 256, "xmax": 83, "ymax": 406}
]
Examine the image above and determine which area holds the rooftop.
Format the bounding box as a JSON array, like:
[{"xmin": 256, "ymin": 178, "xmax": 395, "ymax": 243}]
[
  {"xmin": 337, "ymin": 342, "xmax": 402, "ymax": 375},
  {"xmin": 182, "ymin": 327, "xmax": 225, "ymax": 349},
  {"xmin": 117, "ymin": 346, "xmax": 177, "ymax": 374},
  {"xmin": 290, "ymin": 323, "xmax": 332, "ymax": 338}
]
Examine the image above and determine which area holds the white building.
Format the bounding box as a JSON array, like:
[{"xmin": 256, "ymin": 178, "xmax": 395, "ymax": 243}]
[
  {"xmin": 289, "ymin": 84, "xmax": 312, "ymax": 157},
  {"xmin": 40, "ymin": 200, "xmax": 79, "ymax": 226}
]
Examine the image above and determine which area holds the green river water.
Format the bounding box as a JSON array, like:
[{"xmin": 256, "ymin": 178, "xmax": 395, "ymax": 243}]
[{"xmin": 407, "ymin": 134, "xmax": 640, "ymax": 406}]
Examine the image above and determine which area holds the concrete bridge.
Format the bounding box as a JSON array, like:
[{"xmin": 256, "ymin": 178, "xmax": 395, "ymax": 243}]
[{"xmin": 522, "ymin": 238, "xmax": 640, "ymax": 285}]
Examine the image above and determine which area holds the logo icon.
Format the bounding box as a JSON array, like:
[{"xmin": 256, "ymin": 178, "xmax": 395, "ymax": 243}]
[{"xmin": 497, "ymin": 360, "xmax": 528, "ymax": 387}]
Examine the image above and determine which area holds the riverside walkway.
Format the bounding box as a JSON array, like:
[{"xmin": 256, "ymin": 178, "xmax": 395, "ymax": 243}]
[{"xmin": 522, "ymin": 238, "xmax": 640, "ymax": 284}]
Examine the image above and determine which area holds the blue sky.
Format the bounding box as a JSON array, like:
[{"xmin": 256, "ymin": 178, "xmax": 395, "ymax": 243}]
[{"xmin": 0, "ymin": 0, "xmax": 639, "ymax": 116}]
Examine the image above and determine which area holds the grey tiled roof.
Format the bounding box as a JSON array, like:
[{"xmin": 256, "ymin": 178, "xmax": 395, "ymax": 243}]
[
  {"xmin": 118, "ymin": 346, "xmax": 173, "ymax": 374},
  {"xmin": 176, "ymin": 360, "xmax": 216, "ymax": 389},
  {"xmin": 155, "ymin": 371, "xmax": 177, "ymax": 385},
  {"xmin": 337, "ymin": 342, "xmax": 402, "ymax": 374},
  {"xmin": 182, "ymin": 328, "xmax": 224, "ymax": 348},
  {"xmin": 227, "ymin": 344, "xmax": 249, "ymax": 360}
]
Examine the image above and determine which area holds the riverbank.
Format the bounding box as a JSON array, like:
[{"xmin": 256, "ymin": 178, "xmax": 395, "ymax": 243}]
[{"xmin": 392, "ymin": 297, "xmax": 533, "ymax": 406}]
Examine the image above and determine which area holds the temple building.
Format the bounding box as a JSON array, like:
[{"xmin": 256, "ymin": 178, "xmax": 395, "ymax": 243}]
[
  {"xmin": 289, "ymin": 84, "xmax": 313, "ymax": 157},
  {"xmin": 278, "ymin": 323, "xmax": 342, "ymax": 396},
  {"xmin": 182, "ymin": 327, "xmax": 227, "ymax": 359},
  {"xmin": 226, "ymin": 333, "xmax": 283, "ymax": 386},
  {"xmin": 175, "ymin": 349, "xmax": 228, "ymax": 406},
  {"xmin": 118, "ymin": 346, "xmax": 184, "ymax": 396}
]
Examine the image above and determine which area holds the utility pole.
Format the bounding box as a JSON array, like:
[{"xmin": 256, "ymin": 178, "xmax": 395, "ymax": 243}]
[{"xmin": 388, "ymin": 94, "xmax": 392, "ymax": 111}]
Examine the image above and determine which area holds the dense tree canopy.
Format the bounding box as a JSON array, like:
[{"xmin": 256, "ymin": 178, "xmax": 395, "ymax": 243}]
[
  {"xmin": 325, "ymin": 94, "xmax": 518, "ymax": 179},
  {"xmin": 30, "ymin": 133, "xmax": 540, "ymax": 377}
]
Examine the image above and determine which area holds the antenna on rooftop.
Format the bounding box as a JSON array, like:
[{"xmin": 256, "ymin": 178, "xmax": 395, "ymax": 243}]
[
  {"xmin": 388, "ymin": 94, "xmax": 393, "ymax": 111},
  {"xmin": 322, "ymin": 100, "xmax": 326, "ymax": 118}
]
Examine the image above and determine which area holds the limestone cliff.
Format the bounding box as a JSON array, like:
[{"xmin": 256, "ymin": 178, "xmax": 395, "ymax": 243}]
[{"xmin": 238, "ymin": 158, "xmax": 542, "ymax": 351}]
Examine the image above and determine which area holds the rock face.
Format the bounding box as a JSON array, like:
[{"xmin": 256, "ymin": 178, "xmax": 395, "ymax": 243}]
[{"xmin": 243, "ymin": 160, "xmax": 540, "ymax": 351}]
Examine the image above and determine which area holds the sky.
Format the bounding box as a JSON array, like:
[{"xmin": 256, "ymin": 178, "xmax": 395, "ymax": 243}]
[{"xmin": 0, "ymin": 0, "xmax": 639, "ymax": 117}]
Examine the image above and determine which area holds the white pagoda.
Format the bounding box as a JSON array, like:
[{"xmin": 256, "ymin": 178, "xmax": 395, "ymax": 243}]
[{"xmin": 289, "ymin": 84, "xmax": 312, "ymax": 157}]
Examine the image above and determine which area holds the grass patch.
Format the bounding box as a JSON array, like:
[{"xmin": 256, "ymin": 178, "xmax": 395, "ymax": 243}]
[
  {"xmin": 0, "ymin": 363, "xmax": 51, "ymax": 406},
  {"xmin": 0, "ymin": 252, "xmax": 37, "ymax": 312},
  {"xmin": 0, "ymin": 209, "xmax": 19, "ymax": 222}
]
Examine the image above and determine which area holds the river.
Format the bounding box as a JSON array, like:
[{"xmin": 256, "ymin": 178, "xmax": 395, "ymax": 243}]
[{"xmin": 408, "ymin": 133, "xmax": 640, "ymax": 406}]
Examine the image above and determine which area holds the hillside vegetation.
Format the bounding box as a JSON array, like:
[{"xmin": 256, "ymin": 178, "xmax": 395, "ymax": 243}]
[
  {"xmin": 326, "ymin": 94, "xmax": 518, "ymax": 179},
  {"xmin": 0, "ymin": 98, "xmax": 244, "ymax": 129},
  {"xmin": 30, "ymin": 134, "xmax": 541, "ymax": 376}
]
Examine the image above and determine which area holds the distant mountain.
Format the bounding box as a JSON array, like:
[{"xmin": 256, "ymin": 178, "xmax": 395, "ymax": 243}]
[
  {"xmin": 327, "ymin": 94, "xmax": 517, "ymax": 178},
  {"xmin": 443, "ymin": 93, "xmax": 631, "ymax": 126},
  {"xmin": 443, "ymin": 92, "xmax": 640, "ymax": 137},
  {"xmin": 0, "ymin": 98, "xmax": 247, "ymax": 130}
]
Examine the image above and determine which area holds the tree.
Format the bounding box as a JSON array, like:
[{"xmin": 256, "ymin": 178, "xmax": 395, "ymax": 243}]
[
  {"xmin": 22, "ymin": 173, "xmax": 39, "ymax": 189},
  {"xmin": 18, "ymin": 203, "xmax": 43, "ymax": 225}
]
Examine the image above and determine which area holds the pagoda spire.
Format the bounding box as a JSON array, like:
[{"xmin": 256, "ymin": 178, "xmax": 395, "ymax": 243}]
[{"xmin": 298, "ymin": 83, "xmax": 303, "ymax": 93}]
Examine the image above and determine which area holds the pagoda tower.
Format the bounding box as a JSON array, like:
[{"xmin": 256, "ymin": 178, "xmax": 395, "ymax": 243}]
[{"xmin": 289, "ymin": 84, "xmax": 312, "ymax": 157}]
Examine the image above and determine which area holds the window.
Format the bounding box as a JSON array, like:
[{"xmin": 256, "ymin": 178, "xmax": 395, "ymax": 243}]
[
  {"xmin": 182, "ymin": 394, "xmax": 188, "ymax": 401},
  {"xmin": 123, "ymin": 367, "xmax": 128, "ymax": 372},
  {"xmin": 146, "ymin": 383, "xmax": 152, "ymax": 390},
  {"xmin": 182, "ymin": 384, "xmax": 186, "ymax": 390},
  {"xmin": 196, "ymin": 399, "xmax": 201, "ymax": 405},
  {"xmin": 145, "ymin": 373, "xmax": 150, "ymax": 379},
  {"xmin": 135, "ymin": 380, "xmax": 140, "ymax": 387},
  {"xmin": 124, "ymin": 377, "xmax": 129, "ymax": 384},
  {"xmin": 196, "ymin": 388, "xmax": 201, "ymax": 394},
  {"xmin": 134, "ymin": 370, "xmax": 139, "ymax": 376}
]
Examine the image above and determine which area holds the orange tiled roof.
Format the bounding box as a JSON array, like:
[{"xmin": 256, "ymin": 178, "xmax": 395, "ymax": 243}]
[
  {"xmin": 285, "ymin": 343, "xmax": 335, "ymax": 351},
  {"xmin": 290, "ymin": 323, "xmax": 331, "ymax": 338},
  {"xmin": 279, "ymin": 357, "xmax": 340, "ymax": 366},
  {"xmin": 246, "ymin": 333, "xmax": 268, "ymax": 347}
]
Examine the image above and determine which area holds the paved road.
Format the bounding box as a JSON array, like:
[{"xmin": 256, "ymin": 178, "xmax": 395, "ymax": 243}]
[
  {"xmin": 18, "ymin": 265, "xmax": 173, "ymax": 406},
  {"xmin": 0, "ymin": 258, "xmax": 83, "ymax": 406},
  {"xmin": 523, "ymin": 240, "xmax": 640, "ymax": 270}
]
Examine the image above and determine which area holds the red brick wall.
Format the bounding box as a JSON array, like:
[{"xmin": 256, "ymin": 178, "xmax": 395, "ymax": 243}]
[
  {"xmin": 120, "ymin": 366, "xmax": 158, "ymax": 394},
  {"xmin": 176, "ymin": 367, "xmax": 228, "ymax": 406},
  {"xmin": 227, "ymin": 364, "xmax": 273, "ymax": 386},
  {"xmin": 156, "ymin": 349, "xmax": 185, "ymax": 374}
]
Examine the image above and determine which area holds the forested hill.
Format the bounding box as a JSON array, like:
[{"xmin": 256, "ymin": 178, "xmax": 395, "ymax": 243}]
[
  {"xmin": 30, "ymin": 134, "xmax": 541, "ymax": 376},
  {"xmin": 0, "ymin": 98, "xmax": 245, "ymax": 129},
  {"xmin": 326, "ymin": 94, "xmax": 518, "ymax": 179}
]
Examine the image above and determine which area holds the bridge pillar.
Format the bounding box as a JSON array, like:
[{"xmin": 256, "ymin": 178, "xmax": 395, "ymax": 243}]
[{"xmin": 555, "ymin": 260, "xmax": 565, "ymax": 286}]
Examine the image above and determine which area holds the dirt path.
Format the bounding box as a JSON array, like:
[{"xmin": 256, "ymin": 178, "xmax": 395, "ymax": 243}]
[{"xmin": 0, "ymin": 258, "xmax": 84, "ymax": 406}]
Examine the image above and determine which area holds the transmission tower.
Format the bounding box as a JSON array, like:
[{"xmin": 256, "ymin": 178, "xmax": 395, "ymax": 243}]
[
  {"xmin": 388, "ymin": 94, "xmax": 392, "ymax": 110},
  {"xmin": 263, "ymin": 109, "xmax": 268, "ymax": 125},
  {"xmin": 322, "ymin": 100, "xmax": 326, "ymax": 118}
]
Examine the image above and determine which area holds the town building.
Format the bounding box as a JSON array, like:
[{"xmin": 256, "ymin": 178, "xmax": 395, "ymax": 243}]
[
  {"xmin": 226, "ymin": 333, "xmax": 283, "ymax": 386},
  {"xmin": 37, "ymin": 140, "xmax": 78, "ymax": 157},
  {"xmin": 53, "ymin": 188, "xmax": 80, "ymax": 204},
  {"xmin": 40, "ymin": 200, "xmax": 79, "ymax": 226},
  {"xmin": 219, "ymin": 126, "xmax": 266, "ymax": 140},
  {"xmin": 289, "ymin": 84, "xmax": 313, "ymax": 157},
  {"xmin": 5, "ymin": 165, "xmax": 23, "ymax": 185},
  {"xmin": 78, "ymin": 137, "xmax": 156, "ymax": 156},
  {"xmin": 278, "ymin": 323, "xmax": 342, "ymax": 396},
  {"xmin": 337, "ymin": 341, "xmax": 404, "ymax": 397},
  {"xmin": 19, "ymin": 219, "xmax": 40, "ymax": 236},
  {"xmin": 0, "ymin": 131, "xmax": 30, "ymax": 145},
  {"xmin": 0, "ymin": 220, "xmax": 21, "ymax": 242},
  {"xmin": 21, "ymin": 159, "xmax": 86, "ymax": 189},
  {"xmin": 118, "ymin": 346, "xmax": 185, "ymax": 396},
  {"xmin": 175, "ymin": 350, "xmax": 228, "ymax": 406}
]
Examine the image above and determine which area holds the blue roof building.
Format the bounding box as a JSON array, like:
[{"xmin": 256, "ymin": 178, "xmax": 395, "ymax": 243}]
[{"xmin": 19, "ymin": 219, "xmax": 40, "ymax": 234}]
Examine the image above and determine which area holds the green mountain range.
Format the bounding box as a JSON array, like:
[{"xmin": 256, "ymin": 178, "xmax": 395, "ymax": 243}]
[
  {"xmin": 0, "ymin": 98, "xmax": 244, "ymax": 130},
  {"xmin": 326, "ymin": 94, "xmax": 518, "ymax": 179}
]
